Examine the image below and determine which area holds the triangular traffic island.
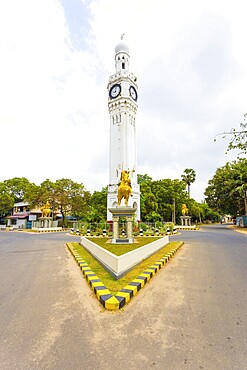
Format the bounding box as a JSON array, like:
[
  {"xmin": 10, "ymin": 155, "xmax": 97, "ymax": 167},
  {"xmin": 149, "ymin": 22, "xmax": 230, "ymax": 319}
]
[{"xmin": 67, "ymin": 242, "xmax": 183, "ymax": 311}]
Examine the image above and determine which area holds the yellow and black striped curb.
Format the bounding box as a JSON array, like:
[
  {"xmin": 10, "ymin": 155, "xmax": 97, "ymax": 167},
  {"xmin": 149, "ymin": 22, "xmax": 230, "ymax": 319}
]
[
  {"xmin": 176, "ymin": 227, "xmax": 199, "ymax": 231},
  {"xmin": 67, "ymin": 242, "xmax": 183, "ymax": 311}
]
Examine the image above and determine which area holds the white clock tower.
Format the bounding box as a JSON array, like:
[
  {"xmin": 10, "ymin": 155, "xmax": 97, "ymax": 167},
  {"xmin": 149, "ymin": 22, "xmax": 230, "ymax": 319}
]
[{"xmin": 107, "ymin": 36, "xmax": 140, "ymax": 221}]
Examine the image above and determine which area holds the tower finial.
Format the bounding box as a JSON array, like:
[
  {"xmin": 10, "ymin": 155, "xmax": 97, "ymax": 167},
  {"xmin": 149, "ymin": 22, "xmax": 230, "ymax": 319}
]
[{"xmin": 121, "ymin": 33, "xmax": 125, "ymax": 40}]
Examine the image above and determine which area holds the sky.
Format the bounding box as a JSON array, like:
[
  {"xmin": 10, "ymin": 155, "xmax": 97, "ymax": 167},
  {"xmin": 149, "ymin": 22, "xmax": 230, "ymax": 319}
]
[{"xmin": 0, "ymin": 0, "xmax": 246, "ymax": 202}]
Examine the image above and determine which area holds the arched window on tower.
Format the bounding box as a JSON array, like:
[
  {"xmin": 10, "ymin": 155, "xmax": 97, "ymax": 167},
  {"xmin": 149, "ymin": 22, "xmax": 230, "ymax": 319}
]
[
  {"xmin": 117, "ymin": 113, "xmax": 121, "ymax": 123},
  {"xmin": 122, "ymin": 56, "xmax": 125, "ymax": 69}
]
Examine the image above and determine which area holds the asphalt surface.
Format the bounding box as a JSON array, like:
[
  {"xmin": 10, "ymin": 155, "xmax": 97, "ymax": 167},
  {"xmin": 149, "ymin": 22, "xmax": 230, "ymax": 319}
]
[{"xmin": 0, "ymin": 226, "xmax": 247, "ymax": 370}]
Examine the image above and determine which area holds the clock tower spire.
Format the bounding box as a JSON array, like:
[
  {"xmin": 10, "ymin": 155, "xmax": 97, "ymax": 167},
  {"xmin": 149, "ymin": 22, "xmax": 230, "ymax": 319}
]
[
  {"xmin": 115, "ymin": 34, "xmax": 130, "ymax": 73},
  {"xmin": 107, "ymin": 37, "xmax": 140, "ymax": 221}
]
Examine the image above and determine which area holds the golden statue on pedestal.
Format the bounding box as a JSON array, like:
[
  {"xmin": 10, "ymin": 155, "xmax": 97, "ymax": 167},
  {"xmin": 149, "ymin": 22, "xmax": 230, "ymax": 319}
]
[
  {"xmin": 118, "ymin": 170, "xmax": 132, "ymax": 206},
  {"xmin": 181, "ymin": 204, "xmax": 189, "ymax": 216},
  {"xmin": 41, "ymin": 201, "xmax": 52, "ymax": 218}
]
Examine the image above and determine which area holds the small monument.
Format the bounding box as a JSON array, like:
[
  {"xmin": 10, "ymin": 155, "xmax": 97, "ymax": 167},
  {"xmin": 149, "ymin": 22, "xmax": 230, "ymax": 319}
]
[
  {"xmin": 108, "ymin": 170, "xmax": 136, "ymax": 243},
  {"xmin": 180, "ymin": 204, "xmax": 192, "ymax": 226},
  {"xmin": 32, "ymin": 201, "xmax": 60, "ymax": 231},
  {"xmin": 39, "ymin": 201, "xmax": 53, "ymax": 228}
]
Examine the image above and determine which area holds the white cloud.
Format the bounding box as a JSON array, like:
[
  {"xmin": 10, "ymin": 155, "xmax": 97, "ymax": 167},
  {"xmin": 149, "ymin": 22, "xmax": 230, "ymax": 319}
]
[{"xmin": 0, "ymin": 0, "xmax": 246, "ymax": 203}]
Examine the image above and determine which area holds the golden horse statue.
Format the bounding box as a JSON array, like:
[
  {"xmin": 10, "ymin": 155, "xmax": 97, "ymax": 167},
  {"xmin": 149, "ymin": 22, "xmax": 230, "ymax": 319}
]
[
  {"xmin": 118, "ymin": 170, "xmax": 132, "ymax": 206},
  {"xmin": 41, "ymin": 201, "xmax": 52, "ymax": 218},
  {"xmin": 181, "ymin": 204, "xmax": 189, "ymax": 216}
]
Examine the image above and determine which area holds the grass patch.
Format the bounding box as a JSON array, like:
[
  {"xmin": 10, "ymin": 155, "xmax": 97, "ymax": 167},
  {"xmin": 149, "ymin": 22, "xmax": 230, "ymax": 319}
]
[
  {"xmin": 86, "ymin": 236, "xmax": 160, "ymax": 256},
  {"xmin": 71, "ymin": 240, "xmax": 183, "ymax": 295}
]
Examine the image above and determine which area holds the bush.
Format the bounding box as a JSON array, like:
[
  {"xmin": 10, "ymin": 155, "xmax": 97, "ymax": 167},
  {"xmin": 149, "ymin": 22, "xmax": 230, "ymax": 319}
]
[
  {"xmin": 164, "ymin": 222, "xmax": 174, "ymax": 232},
  {"xmin": 140, "ymin": 222, "xmax": 147, "ymax": 231},
  {"xmin": 155, "ymin": 221, "xmax": 163, "ymax": 229}
]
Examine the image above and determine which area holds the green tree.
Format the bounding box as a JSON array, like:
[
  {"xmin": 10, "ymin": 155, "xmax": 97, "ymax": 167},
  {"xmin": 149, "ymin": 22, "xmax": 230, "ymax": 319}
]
[
  {"xmin": 181, "ymin": 168, "xmax": 196, "ymax": 197},
  {"xmin": 229, "ymin": 160, "xmax": 247, "ymax": 214},
  {"xmin": 25, "ymin": 179, "xmax": 57, "ymax": 215},
  {"xmin": 217, "ymin": 113, "xmax": 247, "ymax": 155},
  {"xmin": 137, "ymin": 174, "xmax": 153, "ymax": 184},
  {"xmin": 185, "ymin": 198, "xmax": 201, "ymax": 222},
  {"xmin": 88, "ymin": 187, "xmax": 107, "ymax": 222},
  {"xmin": 0, "ymin": 182, "xmax": 14, "ymax": 217},
  {"xmin": 3, "ymin": 177, "xmax": 35, "ymax": 202},
  {"xmin": 198, "ymin": 202, "xmax": 221, "ymax": 222},
  {"xmin": 147, "ymin": 179, "xmax": 188, "ymax": 223},
  {"xmin": 25, "ymin": 178, "xmax": 91, "ymax": 224},
  {"xmin": 53, "ymin": 179, "xmax": 89, "ymax": 227},
  {"xmin": 204, "ymin": 158, "xmax": 247, "ymax": 216},
  {"xmin": 139, "ymin": 180, "xmax": 159, "ymax": 221}
]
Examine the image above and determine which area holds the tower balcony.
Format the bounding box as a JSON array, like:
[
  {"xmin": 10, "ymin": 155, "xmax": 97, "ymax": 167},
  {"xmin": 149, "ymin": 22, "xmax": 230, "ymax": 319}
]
[{"xmin": 108, "ymin": 71, "xmax": 137, "ymax": 84}]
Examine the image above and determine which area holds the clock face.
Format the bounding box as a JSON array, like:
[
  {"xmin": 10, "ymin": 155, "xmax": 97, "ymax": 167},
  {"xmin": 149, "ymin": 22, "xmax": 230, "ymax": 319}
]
[
  {"xmin": 109, "ymin": 84, "xmax": 121, "ymax": 99},
  {"xmin": 129, "ymin": 86, "xmax": 138, "ymax": 101}
]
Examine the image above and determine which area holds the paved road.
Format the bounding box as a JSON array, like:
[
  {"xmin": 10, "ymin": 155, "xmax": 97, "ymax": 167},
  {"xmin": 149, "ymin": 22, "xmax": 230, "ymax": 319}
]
[{"xmin": 0, "ymin": 226, "xmax": 247, "ymax": 370}]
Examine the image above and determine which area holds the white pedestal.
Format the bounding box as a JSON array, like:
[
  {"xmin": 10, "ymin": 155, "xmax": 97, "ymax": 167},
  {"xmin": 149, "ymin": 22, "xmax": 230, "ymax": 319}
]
[
  {"xmin": 180, "ymin": 216, "xmax": 192, "ymax": 226},
  {"xmin": 108, "ymin": 206, "xmax": 136, "ymax": 243}
]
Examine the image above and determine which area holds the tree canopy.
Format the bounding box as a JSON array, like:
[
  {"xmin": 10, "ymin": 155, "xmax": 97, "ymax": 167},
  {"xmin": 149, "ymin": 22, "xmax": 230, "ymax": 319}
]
[
  {"xmin": 204, "ymin": 158, "xmax": 247, "ymax": 216},
  {"xmin": 227, "ymin": 113, "xmax": 247, "ymax": 154},
  {"xmin": 0, "ymin": 177, "xmax": 91, "ymax": 226},
  {"xmin": 3, "ymin": 177, "xmax": 35, "ymax": 203},
  {"xmin": 52, "ymin": 179, "xmax": 90, "ymax": 226},
  {"xmin": 0, "ymin": 173, "xmax": 220, "ymax": 225},
  {"xmin": 216, "ymin": 113, "xmax": 247, "ymax": 155},
  {"xmin": 87, "ymin": 187, "xmax": 107, "ymax": 223},
  {"xmin": 138, "ymin": 174, "xmax": 190, "ymax": 222},
  {"xmin": 0, "ymin": 182, "xmax": 14, "ymax": 216},
  {"xmin": 137, "ymin": 174, "xmax": 153, "ymax": 184}
]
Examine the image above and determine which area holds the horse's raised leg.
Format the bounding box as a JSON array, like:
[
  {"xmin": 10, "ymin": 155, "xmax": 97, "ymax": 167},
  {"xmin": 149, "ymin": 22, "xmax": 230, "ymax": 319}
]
[{"xmin": 118, "ymin": 193, "xmax": 121, "ymax": 206}]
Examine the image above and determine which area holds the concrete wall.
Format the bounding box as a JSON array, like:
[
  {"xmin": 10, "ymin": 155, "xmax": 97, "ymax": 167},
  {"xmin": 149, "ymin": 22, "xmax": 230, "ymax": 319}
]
[
  {"xmin": 80, "ymin": 236, "xmax": 169, "ymax": 279},
  {"xmin": 15, "ymin": 220, "xmax": 26, "ymax": 229}
]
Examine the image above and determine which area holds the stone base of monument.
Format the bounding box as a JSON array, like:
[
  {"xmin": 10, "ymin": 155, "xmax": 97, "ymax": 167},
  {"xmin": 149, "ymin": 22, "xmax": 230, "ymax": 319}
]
[
  {"xmin": 32, "ymin": 217, "xmax": 61, "ymax": 231},
  {"xmin": 39, "ymin": 217, "xmax": 53, "ymax": 228},
  {"xmin": 115, "ymin": 238, "xmax": 131, "ymax": 243},
  {"xmin": 108, "ymin": 206, "xmax": 136, "ymax": 244},
  {"xmin": 180, "ymin": 216, "xmax": 192, "ymax": 226}
]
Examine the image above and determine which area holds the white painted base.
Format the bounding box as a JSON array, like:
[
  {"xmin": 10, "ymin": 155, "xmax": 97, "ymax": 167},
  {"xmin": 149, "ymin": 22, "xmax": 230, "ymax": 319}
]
[
  {"xmin": 175, "ymin": 225, "xmax": 197, "ymax": 230},
  {"xmin": 80, "ymin": 235, "xmax": 169, "ymax": 279},
  {"xmin": 32, "ymin": 227, "xmax": 63, "ymax": 232}
]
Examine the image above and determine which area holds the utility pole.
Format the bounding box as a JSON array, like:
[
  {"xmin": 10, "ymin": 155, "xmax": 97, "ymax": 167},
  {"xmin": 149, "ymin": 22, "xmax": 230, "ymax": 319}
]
[{"xmin": 172, "ymin": 198, "xmax": 176, "ymax": 224}]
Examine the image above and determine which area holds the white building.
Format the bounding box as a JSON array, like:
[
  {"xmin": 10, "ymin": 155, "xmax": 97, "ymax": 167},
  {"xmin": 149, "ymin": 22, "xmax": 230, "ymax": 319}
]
[
  {"xmin": 7, "ymin": 202, "xmax": 41, "ymax": 229},
  {"xmin": 107, "ymin": 37, "xmax": 140, "ymax": 221}
]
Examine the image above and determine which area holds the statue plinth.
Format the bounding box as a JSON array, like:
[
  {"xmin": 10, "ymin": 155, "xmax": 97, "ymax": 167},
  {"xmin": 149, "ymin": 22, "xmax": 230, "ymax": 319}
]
[
  {"xmin": 180, "ymin": 216, "xmax": 192, "ymax": 226},
  {"xmin": 108, "ymin": 206, "xmax": 136, "ymax": 244},
  {"xmin": 39, "ymin": 217, "xmax": 53, "ymax": 228},
  {"xmin": 108, "ymin": 206, "xmax": 136, "ymax": 217}
]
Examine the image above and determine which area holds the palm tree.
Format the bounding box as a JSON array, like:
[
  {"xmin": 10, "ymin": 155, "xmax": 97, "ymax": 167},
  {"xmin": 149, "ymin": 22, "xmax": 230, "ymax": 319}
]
[{"xmin": 181, "ymin": 168, "xmax": 196, "ymax": 197}]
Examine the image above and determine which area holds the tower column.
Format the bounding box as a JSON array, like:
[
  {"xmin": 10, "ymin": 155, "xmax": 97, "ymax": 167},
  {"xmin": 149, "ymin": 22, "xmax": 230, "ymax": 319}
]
[
  {"xmin": 112, "ymin": 216, "xmax": 119, "ymax": 241},
  {"xmin": 126, "ymin": 216, "xmax": 133, "ymax": 241}
]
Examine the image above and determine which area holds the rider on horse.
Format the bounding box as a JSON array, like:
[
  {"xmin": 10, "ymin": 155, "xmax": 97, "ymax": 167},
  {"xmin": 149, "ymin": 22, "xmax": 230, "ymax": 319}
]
[{"xmin": 117, "ymin": 170, "xmax": 132, "ymax": 206}]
